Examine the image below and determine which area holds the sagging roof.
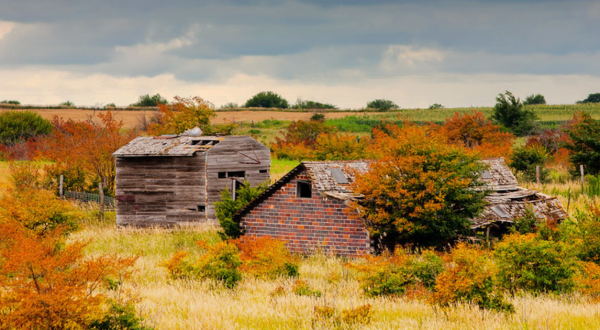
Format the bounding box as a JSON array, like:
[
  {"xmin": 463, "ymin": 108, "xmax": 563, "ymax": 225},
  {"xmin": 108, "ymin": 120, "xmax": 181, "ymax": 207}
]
[
  {"xmin": 234, "ymin": 157, "xmax": 567, "ymax": 229},
  {"xmin": 113, "ymin": 136, "xmax": 225, "ymax": 157}
]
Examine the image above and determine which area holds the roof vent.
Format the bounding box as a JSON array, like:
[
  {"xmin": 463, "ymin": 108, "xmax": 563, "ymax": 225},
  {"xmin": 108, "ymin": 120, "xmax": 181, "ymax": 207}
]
[{"xmin": 330, "ymin": 168, "xmax": 349, "ymax": 184}]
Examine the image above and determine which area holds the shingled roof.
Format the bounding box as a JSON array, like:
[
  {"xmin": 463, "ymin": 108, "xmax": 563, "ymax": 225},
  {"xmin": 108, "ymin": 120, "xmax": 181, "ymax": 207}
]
[
  {"xmin": 234, "ymin": 158, "xmax": 567, "ymax": 229},
  {"xmin": 113, "ymin": 136, "xmax": 224, "ymax": 157}
]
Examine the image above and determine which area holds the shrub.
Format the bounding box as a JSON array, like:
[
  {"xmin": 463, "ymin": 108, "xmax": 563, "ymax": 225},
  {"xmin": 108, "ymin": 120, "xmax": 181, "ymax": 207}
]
[
  {"xmin": 233, "ymin": 236, "xmax": 299, "ymax": 279},
  {"xmin": 292, "ymin": 279, "xmax": 322, "ymax": 297},
  {"xmin": 571, "ymin": 205, "xmax": 600, "ymax": 262},
  {"xmin": 510, "ymin": 144, "xmax": 550, "ymax": 182},
  {"xmin": 59, "ymin": 100, "xmax": 75, "ymax": 107},
  {"xmin": 433, "ymin": 243, "xmax": 513, "ymax": 312},
  {"xmin": 1, "ymin": 100, "xmax": 20, "ymax": 105},
  {"xmin": 576, "ymin": 261, "xmax": 600, "ymax": 302},
  {"xmin": 491, "ymin": 91, "xmax": 537, "ymax": 136},
  {"xmin": 366, "ymin": 99, "xmax": 398, "ymax": 111},
  {"xmin": 90, "ymin": 301, "xmax": 154, "ymax": 330},
  {"xmin": 292, "ymin": 99, "xmax": 337, "ymax": 110},
  {"xmin": 349, "ymin": 249, "xmax": 444, "ymax": 297},
  {"xmin": 310, "ymin": 113, "xmax": 326, "ymax": 122},
  {"xmin": 510, "ymin": 206, "xmax": 538, "ymax": 235},
  {"xmin": 429, "ymin": 103, "xmax": 444, "ymax": 109},
  {"xmin": 494, "ymin": 233, "xmax": 578, "ymax": 294},
  {"xmin": 0, "ymin": 110, "xmax": 53, "ymax": 145},
  {"xmin": 131, "ymin": 93, "xmax": 167, "ymax": 107},
  {"xmin": 244, "ymin": 91, "xmax": 289, "ymax": 108},
  {"xmin": 523, "ymin": 94, "xmax": 546, "ymax": 105},
  {"xmin": 314, "ymin": 304, "xmax": 372, "ymax": 327},
  {"xmin": 163, "ymin": 241, "xmax": 242, "ymax": 289},
  {"xmin": 215, "ymin": 180, "xmax": 269, "ymax": 239}
]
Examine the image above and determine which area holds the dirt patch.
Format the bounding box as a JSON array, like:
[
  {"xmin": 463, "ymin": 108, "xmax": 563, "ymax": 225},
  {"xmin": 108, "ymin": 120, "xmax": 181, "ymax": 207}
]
[{"xmin": 21, "ymin": 109, "xmax": 376, "ymax": 128}]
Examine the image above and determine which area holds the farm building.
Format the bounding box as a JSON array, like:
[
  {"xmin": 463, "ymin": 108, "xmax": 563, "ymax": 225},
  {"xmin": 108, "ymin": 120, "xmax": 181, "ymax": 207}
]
[
  {"xmin": 113, "ymin": 134, "xmax": 270, "ymax": 227},
  {"xmin": 234, "ymin": 158, "xmax": 567, "ymax": 256}
]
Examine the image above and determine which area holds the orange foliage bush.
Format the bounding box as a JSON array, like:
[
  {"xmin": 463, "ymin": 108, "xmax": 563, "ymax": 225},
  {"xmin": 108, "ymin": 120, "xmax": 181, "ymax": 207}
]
[
  {"xmin": 433, "ymin": 243, "xmax": 513, "ymax": 312},
  {"xmin": 313, "ymin": 133, "xmax": 371, "ymax": 161},
  {"xmin": 576, "ymin": 261, "xmax": 600, "ymax": 302},
  {"xmin": 0, "ymin": 220, "xmax": 137, "ymax": 329},
  {"xmin": 438, "ymin": 111, "xmax": 514, "ymax": 159},
  {"xmin": 232, "ymin": 236, "xmax": 299, "ymax": 279}
]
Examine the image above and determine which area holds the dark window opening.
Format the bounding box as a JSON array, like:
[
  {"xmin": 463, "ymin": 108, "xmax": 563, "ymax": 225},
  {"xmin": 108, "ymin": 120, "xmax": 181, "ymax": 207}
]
[
  {"xmin": 198, "ymin": 205, "xmax": 206, "ymax": 212},
  {"xmin": 218, "ymin": 172, "xmax": 226, "ymax": 178},
  {"xmin": 297, "ymin": 180, "xmax": 312, "ymax": 198},
  {"xmin": 259, "ymin": 169, "xmax": 268, "ymax": 173},
  {"xmin": 190, "ymin": 140, "xmax": 201, "ymax": 145},
  {"xmin": 228, "ymin": 171, "xmax": 245, "ymax": 178}
]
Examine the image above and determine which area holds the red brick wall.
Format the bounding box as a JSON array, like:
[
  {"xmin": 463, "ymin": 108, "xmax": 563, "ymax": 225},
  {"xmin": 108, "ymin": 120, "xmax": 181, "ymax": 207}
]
[{"xmin": 240, "ymin": 171, "xmax": 371, "ymax": 256}]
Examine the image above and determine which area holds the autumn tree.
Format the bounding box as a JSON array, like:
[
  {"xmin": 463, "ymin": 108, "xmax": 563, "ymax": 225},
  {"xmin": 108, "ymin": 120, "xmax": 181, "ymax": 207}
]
[
  {"xmin": 270, "ymin": 120, "xmax": 336, "ymax": 160},
  {"xmin": 36, "ymin": 111, "xmax": 136, "ymax": 196},
  {"xmin": 146, "ymin": 96, "xmax": 217, "ymax": 136},
  {"xmin": 438, "ymin": 111, "xmax": 515, "ymax": 158},
  {"xmin": 563, "ymin": 112, "xmax": 600, "ymax": 175},
  {"xmin": 0, "ymin": 218, "xmax": 137, "ymax": 329},
  {"xmin": 350, "ymin": 123, "xmax": 488, "ymax": 247}
]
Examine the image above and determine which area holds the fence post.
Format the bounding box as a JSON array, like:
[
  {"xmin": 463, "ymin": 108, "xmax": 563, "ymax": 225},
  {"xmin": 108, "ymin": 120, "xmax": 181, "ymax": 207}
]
[
  {"xmin": 581, "ymin": 165, "xmax": 585, "ymax": 194},
  {"xmin": 536, "ymin": 166, "xmax": 540, "ymax": 185},
  {"xmin": 99, "ymin": 182, "xmax": 104, "ymax": 221},
  {"xmin": 59, "ymin": 175, "xmax": 64, "ymax": 197}
]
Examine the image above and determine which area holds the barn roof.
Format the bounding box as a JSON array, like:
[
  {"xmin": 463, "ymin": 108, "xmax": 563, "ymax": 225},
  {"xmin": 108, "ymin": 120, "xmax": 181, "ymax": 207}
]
[
  {"xmin": 234, "ymin": 157, "xmax": 567, "ymax": 229},
  {"xmin": 113, "ymin": 136, "xmax": 225, "ymax": 157}
]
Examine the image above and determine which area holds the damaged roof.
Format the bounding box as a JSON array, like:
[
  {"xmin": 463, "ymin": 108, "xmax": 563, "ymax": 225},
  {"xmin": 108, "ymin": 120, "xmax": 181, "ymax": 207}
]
[
  {"xmin": 113, "ymin": 136, "xmax": 224, "ymax": 157},
  {"xmin": 234, "ymin": 157, "xmax": 567, "ymax": 229}
]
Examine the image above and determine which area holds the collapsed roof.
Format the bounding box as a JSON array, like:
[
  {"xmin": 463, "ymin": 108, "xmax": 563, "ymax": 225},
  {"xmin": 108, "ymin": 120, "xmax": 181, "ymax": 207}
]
[
  {"xmin": 234, "ymin": 158, "xmax": 567, "ymax": 229},
  {"xmin": 113, "ymin": 136, "xmax": 224, "ymax": 157}
]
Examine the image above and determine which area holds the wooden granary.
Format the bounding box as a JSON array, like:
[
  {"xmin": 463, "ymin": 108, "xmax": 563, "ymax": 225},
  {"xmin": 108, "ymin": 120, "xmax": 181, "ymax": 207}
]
[{"xmin": 113, "ymin": 135, "xmax": 270, "ymax": 226}]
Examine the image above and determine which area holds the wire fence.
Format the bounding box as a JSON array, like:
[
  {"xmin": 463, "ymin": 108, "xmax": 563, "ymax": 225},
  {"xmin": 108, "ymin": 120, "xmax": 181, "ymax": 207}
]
[{"xmin": 63, "ymin": 191, "xmax": 116, "ymax": 211}]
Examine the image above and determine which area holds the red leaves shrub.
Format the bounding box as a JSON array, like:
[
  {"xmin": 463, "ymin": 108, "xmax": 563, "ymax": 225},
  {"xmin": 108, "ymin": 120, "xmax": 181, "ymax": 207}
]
[
  {"xmin": 576, "ymin": 262, "xmax": 600, "ymax": 302},
  {"xmin": 233, "ymin": 236, "xmax": 299, "ymax": 279}
]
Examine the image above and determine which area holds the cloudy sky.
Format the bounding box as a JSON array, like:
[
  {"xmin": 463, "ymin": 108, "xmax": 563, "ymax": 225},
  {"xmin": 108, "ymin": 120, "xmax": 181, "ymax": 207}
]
[{"xmin": 0, "ymin": 0, "xmax": 599, "ymax": 109}]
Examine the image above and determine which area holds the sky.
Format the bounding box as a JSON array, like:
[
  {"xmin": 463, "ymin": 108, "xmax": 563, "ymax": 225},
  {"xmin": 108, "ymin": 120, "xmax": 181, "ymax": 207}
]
[{"xmin": 0, "ymin": 0, "xmax": 599, "ymax": 109}]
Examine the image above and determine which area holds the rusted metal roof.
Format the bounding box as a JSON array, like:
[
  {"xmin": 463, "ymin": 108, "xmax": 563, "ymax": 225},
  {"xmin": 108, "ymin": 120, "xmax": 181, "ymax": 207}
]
[
  {"xmin": 113, "ymin": 136, "xmax": 224, "ymax": 157},
  {"xmin": 303, "ymin": 160, "xmax": 370, "ymax": 200}
]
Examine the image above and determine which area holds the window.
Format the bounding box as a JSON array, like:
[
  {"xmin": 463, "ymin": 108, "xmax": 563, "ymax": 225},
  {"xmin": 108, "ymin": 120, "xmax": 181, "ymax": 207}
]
[
  {"xmin": 198, "ymin": 205, "xmax": 206, "ymax": 212},
  {"xmin": 259, "ymin": 169, "xmax": 268, "ymax": 173},
  {"xmin": 297, "ymin": 180, "xmax": 312, "ymax": 198},
  {"xmin": 218, "ymin": 172, "xmax": 226, "ymax": 179},
  {"xmin": 228, "ymin": 171, "xmax": 245, "ymax": 178}
]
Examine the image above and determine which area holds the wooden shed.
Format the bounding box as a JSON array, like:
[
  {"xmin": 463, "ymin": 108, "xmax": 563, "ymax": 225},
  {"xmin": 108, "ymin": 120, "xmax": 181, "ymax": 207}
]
[{"xmin": 113, "ymin": 135, "xmax": 270, "ymax": 226}]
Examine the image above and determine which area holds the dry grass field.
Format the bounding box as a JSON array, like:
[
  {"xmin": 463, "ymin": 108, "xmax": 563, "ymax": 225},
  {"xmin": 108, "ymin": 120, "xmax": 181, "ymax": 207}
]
[{"xmin": 17, "ymin": 109, "xmax": 377, "ymax": 129}]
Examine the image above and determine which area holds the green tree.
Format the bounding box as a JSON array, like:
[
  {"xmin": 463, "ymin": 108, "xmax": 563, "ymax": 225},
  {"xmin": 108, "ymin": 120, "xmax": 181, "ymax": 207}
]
[
  {"xmin": 244, "ymin": 91, "xmax": 289, "ymax": 108},
  {"xmin": 366, "ymin": 99, "xmax": 398, "ymax": 111},
  {"xmin": 510, "ymin": 144, "xmax": 550, "ymax": 182},
  {"xmin": 132, "ymin": 93, "xmax": 168, "ymax": 107},
  {"xmin": 523, "ymin": 94, "xmax": 546, "ymax": 105},
  {"xmin": 577, "ymin": 93, "xmax": 600, "ymax": 104},
  {"xmin": 491, "ymin": 91, "xmax": 537, "ymax": 136},
  {"xmin": 563, "ymin": 112, "xmax": 600, "ymax": 175},
  {"xmin": 215, "ymin": 180, "xmax": 269, "ymax": 239},
  {"xmin": 350, "ymin": 123, "xmax": 488, "ymax": 247},
  {"xmin": 428, "ymin": 103, "xmax": 444, "ymax": 109},
  {"xmin": 0, "ymin": 110, "xmax": 53, "ymax": 145},
  {"xmin": 1, "ymin": 100, "xmax": 20, "ymax": 105}
]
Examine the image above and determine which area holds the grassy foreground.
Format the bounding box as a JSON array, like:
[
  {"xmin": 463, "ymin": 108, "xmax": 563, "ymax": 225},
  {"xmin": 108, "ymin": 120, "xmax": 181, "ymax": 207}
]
[{"xmin": 69, "ymin": 221, "xmax": 600, "ymax": 330}]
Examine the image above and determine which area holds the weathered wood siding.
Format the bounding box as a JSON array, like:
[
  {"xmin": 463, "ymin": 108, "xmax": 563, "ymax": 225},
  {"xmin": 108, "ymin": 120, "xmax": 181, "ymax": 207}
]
[
  {"xmin": 205, "ymin": 136, "xmax": 271, "ymax": 219},
  {"xmin": 115, "ymin": 156, "xmax": 207, "ymax": 226}
]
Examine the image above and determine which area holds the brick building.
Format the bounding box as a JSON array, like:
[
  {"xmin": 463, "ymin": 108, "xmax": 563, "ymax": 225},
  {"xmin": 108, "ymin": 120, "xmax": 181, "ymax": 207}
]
[{"xmin": 235, "ymin": 158, "xmax": 567, "ymax": 256}]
